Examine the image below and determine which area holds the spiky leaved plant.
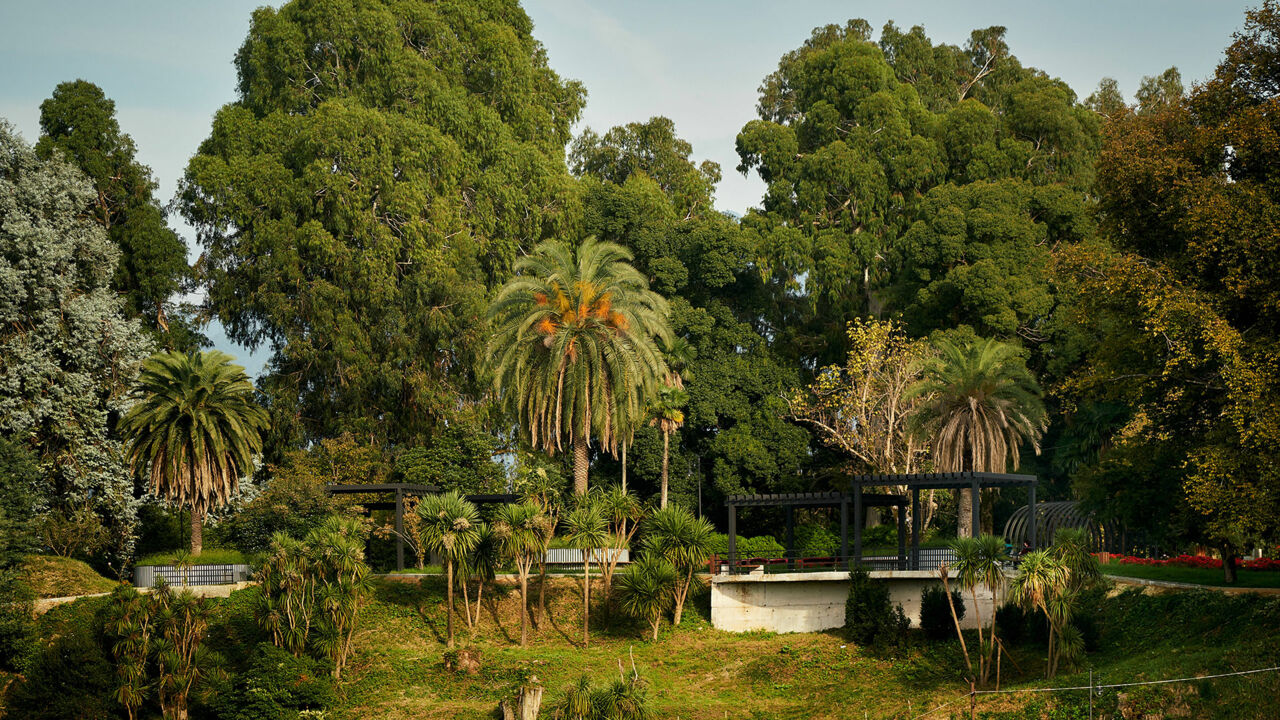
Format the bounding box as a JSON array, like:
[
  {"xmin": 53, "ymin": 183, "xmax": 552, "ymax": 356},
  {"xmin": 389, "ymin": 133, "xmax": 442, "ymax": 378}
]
[{"xmin": 417, "ymin": 491, "xmax": 482, "ymax": 647}]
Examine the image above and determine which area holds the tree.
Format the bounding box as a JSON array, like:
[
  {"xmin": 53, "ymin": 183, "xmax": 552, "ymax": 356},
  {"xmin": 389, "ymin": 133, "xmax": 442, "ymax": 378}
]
[
  {"xmin": 949, "ymin": 534, "xmax": 1008, "ymax": 686},
  {"xmin": 0, "ymin": 121, "xmax": 153, "ymax": 562},
  {"xmin": 561, "ymin": 502, "xmax": 609, "ymax": 647},
  {"xmin": 487, "ymin": 237, "xmax": 672, "ymax": 495},
  {"xmin": 36, "ymin": 80, "xmax": 195, "ymax": 348},
  {"xmin": 1007, "ymin": 530, "xmax": 1099, "ymax": 678},
  {"xmin": 417, "ymin": 491, "xmax": 482, "ymax": 647},
  {"xmin": 492, "ymin": 502, "xmax": 554, "ymax": 647},
  {"xmin": 594, "ymin": 485, "xmax": 644, "ymax": 599},
  {"xmin": 648, "ymin": 385, "xmax": 687, "ymax": 509},
  {"xmin": 180, "ymin": 0, "xmax": 585, "ymax": 447},
  {"xmin": 395, "ymin": 422, "xmax": 504, "ymax": 495},
  {"xmin": 641, "ymin": 505, "xmax": 713, "ymax": 626},
  {"xmin": 907, "ymin": 337, "xmax": 1047, "ymax": 536},
  {"xmin": 615, "ymin": 555, "xmax": 677, "ymax": 641},
  {"xmin": 121, "ymin": 350, "xmax": 268, "ymax": 555}
]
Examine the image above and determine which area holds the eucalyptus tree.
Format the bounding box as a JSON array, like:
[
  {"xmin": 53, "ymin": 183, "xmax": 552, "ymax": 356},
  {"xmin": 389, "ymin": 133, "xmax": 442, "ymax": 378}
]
[
  {"xmin": 907, "ymin": 337, "xmax": 1047, "ymax": 536},
  {"xmin": 561, "ymin": 502, "xmax": 609, "ymax": 646},
  {"xmin": 492, "ymin": 502, "xmax": 555, "ymax": 647},
  {"xmin": 642, "ymin": 505, "xmax": 714, "ymax": 626},
  {"xmin": 180, "ymin": 0, "xmax": 586, "ymax": 447},
  {"xmin": 488, "ymin": 237, "xmax": 672, "ymax": 495},
  {"xmin": 121, "ymin": 350, "xmax": 268, "ymax": 554},
  {"xmin": 417, "ymin": 491, "xmax": 482, "ymax": 647}
]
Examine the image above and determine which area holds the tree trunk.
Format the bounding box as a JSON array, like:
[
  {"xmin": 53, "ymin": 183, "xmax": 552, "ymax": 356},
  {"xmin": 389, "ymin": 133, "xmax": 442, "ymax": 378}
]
[
  {"xmin": 520, "ymin": 572, "xmax": 529, "ymax": 647},
  {"xmin": 500, "ymin": 682, "xmax": 543, "ymax": 720},
  {"xmin": 957, "ymin": 488, "xmax": 973, "ymax": 538},
  {"xmin": 940, "ymin": 569, "xmax": 974, "ymax": 681},
  {"xmin": 673, "ymin": 568, "xmax": 691, "ymax": 626},
  {"xmin": 582, "ymin": 555, "xmax": 591, "ymax": 647},
  {"xmin": 1222, "ymin": 546, "xmax": 1238, "ymax": 584},
  {"xmin": 190, "ymin": 507, "xmax": 203, "ymax": 556},
  {"xmin": 446, "ymin": 559, "xmax": 455, "ymax": 647},
  {"xmin": 573, "ymin": 436, "xmax": 589, "ymax": 495},
  {"xmin": 660, "ymin": 431, "xmax": 670, "ymax": 509},
  {"xmin": 536, "ymin": 562, "xmax": 547, "ymax": 627}
]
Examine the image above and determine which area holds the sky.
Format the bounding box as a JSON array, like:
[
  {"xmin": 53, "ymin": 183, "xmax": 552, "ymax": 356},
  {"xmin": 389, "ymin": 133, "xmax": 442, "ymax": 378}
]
[{"xmin": 0, "ymin": 0, "xmax": 1257, "ymax": 377}]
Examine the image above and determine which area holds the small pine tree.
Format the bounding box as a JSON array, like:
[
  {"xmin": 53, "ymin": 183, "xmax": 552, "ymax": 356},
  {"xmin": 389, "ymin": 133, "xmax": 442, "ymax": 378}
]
[
  {"xmin": 844, "ymin": 565, "xmax": 907, "ymax": 646},
  {"xmin": 920, "ymin": 584, "xmax": 965, "ymax": 641}
]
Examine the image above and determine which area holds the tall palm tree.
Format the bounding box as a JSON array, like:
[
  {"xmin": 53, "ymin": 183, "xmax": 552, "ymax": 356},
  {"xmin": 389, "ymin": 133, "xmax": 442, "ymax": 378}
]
[
  {"xmin": 488, "ymin": 237, "xmax": 672, "ymax": 495},
  {"xmin": 417, "ymin": 491, "xmax": 482, "ymax": 647},
  {"xmin": 648, "ymin": 385, "xmax": 688, "ymax": 509},
  {"xmin": 907, "ymin": 337, "xmax": 1047, "ymax": 537},
  {"xmin": 121, "ymin": 350, "xmax": 268, "ymax": 555},
  {"xmin": 492, "ymin": 501, "xmax": 555, "ymax": 647},
  {"xmin": 562, "ymin": 502, "xmax": 609, "ymax": 647}
]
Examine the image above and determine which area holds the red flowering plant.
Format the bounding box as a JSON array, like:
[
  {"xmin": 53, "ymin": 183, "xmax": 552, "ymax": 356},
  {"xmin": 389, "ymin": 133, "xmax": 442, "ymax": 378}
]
[{"xmin": 1099, "ymin": 553, "xmax": 1280, "ymax": 571}]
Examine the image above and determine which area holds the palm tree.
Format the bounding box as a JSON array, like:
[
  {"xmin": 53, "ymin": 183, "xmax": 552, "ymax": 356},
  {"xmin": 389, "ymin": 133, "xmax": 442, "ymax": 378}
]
[
  {"xmin": 950, "ymin": 534, "xmax": 1009, "ymax": 686},
  {"xmin": 616, "ymin": 555, "xmax": 678, "ymax": 640},
  {"xmin": 596, "ymin": 485, "xmax": 644, "ymax": 599},
  {"xmin": 562, "ymin": 502, "xmax": 609, "ymax": 647},
  {"xmin": 1008, "ymin": 549, "xmax": 1072, "ymax": 677},
  {"xmin": 417, "ymin": 491, "xmax": 482, "ymax": 647},
  {"xmin": 907, "ymin": 337, "xmax": 1047, "ymax": 537},
  {"xmin": 121, "ymin": 350, "xmax": 268, "ymax": 555},
  {"xmin": 460, "ymin": 522, "xmax": 500, "ymax": 630},
  {"xmin": 492, "ymin": 501, "xmax": 555, "ymax": 647},
  {"xmin": 648, "ymin": 386, "xmax": 689, "ymax": 509},
  {"xmin": 488, "ymin": 237, "xmax": 673, "ymax": 495},
  {"xmin": 643, "ymin": 505, "xmax": 713, "ymax": 626}
]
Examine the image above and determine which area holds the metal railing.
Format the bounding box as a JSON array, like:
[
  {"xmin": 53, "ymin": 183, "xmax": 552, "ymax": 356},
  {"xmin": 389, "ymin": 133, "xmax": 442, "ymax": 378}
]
[
  {"xmin": 544, "ymin": 548, "xmax": 629, "ymax": 566},
  {"xmin": 713, "ymin": 546, "xmax": 958, "ymax": 575},
  {"xmin": 134, "ymin": 563, "xmax": 253, "ymax": 587}
]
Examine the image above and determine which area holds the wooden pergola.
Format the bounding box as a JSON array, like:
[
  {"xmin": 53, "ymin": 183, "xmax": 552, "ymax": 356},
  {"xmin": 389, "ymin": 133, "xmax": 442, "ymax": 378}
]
[{"xmin": 721, "ymin": 471, "xmax": 1038, "ymax": 572}]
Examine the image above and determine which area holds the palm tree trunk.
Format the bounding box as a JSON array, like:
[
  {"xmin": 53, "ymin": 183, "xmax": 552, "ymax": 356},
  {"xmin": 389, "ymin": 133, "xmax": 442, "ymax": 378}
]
[
  {"xmin": 582, "ymin": 554, "xmax": 591, "ymax": 647},
  {"xmin": 446, "ymin": 559, "xmax": 455, "ymax": 647},
  {"xmin": 573, "ymin": 436, "xmax": 589, "ymax": 495},
  {"xmin": 537, "ymin": 561, "xmax": 548, "ymax": 626},
  {"xmin": 621, "ymin": 443, "xmax": 628, "ymax": 539},
  {"xmin": 520, "ymin": 571, "xmax": 529, "ymax": 647},
  {"xmin": 190, "ymin": 507, "xmax": 203, "ymax": 556},
  {"xmin": 958, "ymin": 488, "xmax": 973, "ymax": 538},
  {"xmin": 461, "ymin": 573, "xmax": 473, "ymax": 629},
  {"xmin": 940, "ymin": 570, "xmax": 974, "ymax": 680},
  {"xmin": 660, "ymin": 431, "xmax": 670, "ymax": 509}
]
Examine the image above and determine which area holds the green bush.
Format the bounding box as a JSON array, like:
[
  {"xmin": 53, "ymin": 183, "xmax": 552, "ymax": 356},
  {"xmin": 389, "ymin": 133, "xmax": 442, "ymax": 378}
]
[
  {"xmin": 5, "ymin": 630, "xmax": 118, "ymax": 720},
  {"xmin": 0, "ymin": 568, "xmax": 36, "ymax": 672},
  {"xmin": 214, "ymin": 473, "xmax": 336, "ymax": 554},
  {"xmin": 135, "ymin": 547, "xmax": 251, "ymax": 566},
  {"xmin": 212, "ymin": 642, "xmax": 336, "ymax": 720},
  {"xmin": 844, "ymin": 565, "xmax": 907, "ymax": 646},
  {"xmin": 919, "ymin": 584, "xmax": 964, "ymax": 641},
  {"xmin": 863, "ymin": 524, "xmax": 897, "ymax": 547},
  {"xmin": 995, "ymin": 602, "xmax": 1031, "ymax": 646},
  {"xmin": 708, "ymin": 533, "xmax": 785, "ymax": 558},
  {"xmin": 793, "ymin": 523, "xmax": 840, "ymax": 553}
]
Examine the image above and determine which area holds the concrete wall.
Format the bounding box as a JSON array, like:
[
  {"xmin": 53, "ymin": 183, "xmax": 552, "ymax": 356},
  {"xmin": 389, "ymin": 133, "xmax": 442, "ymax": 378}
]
[{"xmin": 710, "ymin": 570, "xmax": 995, "ymax": 634}]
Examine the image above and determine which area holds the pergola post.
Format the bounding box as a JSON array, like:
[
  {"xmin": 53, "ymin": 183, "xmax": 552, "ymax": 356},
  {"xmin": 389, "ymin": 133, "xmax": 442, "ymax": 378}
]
[
  {"xmin": 727, "ymin": 503, "xmax": 737, "ymax": 573},
  {"xmin": 911, "ymin": 487, "xmax": 921, "ymax": 570},
  {"xmin": 897, "ymin": 504, "xmax": 907, "ymax": 570},
  {"xmin": 970, "ymin": 473, "xmax": 981, "ymax": 539},
  {"xmin": 395, "ymin": 487, "xmax": 405, "ymax": 572},
  {"xmin": 840, "ymin": 497, "xmax": 849, "ymax": 561},
  {"xmin": 1028, "ymin": 482, "xmax": 1037, "ymax": 550},
  {"xmin": 853, "ymin": 483, "xmax": 863, "ymax": 566},
  {"xmin": 785, "ymin": 505, "xmax": 795, "ymax": 569}
]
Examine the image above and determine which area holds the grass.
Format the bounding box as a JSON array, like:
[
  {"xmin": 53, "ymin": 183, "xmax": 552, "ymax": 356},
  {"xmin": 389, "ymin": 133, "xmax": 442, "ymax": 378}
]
[
  {"xmin": 1101, "ymin": 560, "xmax": 1280, "ymax": 588},
  {"xmin": 9, "ymin": 573, "xmax": 1280, "ymax": 718},
  {"xmin": 134, "ymin": 548, "xmax": 252, "ymax": 567},
  {"xmin": 20, "ymin": 555, "xmax": 118, "ymax": 598}
]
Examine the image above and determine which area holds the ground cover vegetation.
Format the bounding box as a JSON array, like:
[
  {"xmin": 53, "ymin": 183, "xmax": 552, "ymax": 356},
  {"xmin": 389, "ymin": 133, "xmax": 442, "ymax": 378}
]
[{"xmin": 5, "ymin": 0, "xmax": 1280, "ymax": 716}]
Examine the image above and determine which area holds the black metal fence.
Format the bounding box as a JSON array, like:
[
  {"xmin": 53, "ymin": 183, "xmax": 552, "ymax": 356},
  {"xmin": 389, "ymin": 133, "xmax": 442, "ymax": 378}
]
[{"xmin": 134, "ymin": 563, "xmax": 253, "ymax": 587}]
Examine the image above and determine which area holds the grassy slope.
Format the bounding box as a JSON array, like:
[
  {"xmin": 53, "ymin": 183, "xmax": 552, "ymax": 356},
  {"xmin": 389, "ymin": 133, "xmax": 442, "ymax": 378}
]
[
  {"xmin": 1100, "ymin": 561, "xmax": 1280, "ymax": 588},
  {"xmin": 8, "ymin": 578, "xmax": 1280, "ymax": 719},
  {"xmin": 20, "ymin": 555, "xmax": 118, "ymax": 598}
]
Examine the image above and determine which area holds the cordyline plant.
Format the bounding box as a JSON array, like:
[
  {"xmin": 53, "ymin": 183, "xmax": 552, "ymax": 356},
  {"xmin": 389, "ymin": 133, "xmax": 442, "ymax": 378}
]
[
  {"xmin": 642, "ymin": 504, "xmax": 713, "ymax": 626},
  {"xmin": 255, "ymin": 515, "xmax": 371, "ymax": 678},
  {"xmin": 949, "ymin": 534, "xmax": 1009, "ymax": 687},
  {"xmin": 562, "ymin": 501, "xmax": 609, "ymax": 647},
  {"xmin": 417, "ymin": 491, "xmax": 482, "ymax": 647},
  {"xmin": 594, "ymin": 485, "xmax": 645, "ymax": 600},
  {"xmin": 103, "ymin": 585, "xmax": 156, "ymax": 720},
  {"xmin": 616, "ymin": 555, "xmax": 677, "ymax": 641},
  {"xmin": 492, "ymin": 501, "xmax": 555, "ymax": 647}
]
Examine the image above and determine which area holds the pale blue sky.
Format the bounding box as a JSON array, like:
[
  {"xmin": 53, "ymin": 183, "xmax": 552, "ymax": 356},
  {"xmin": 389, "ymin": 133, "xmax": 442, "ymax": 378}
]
[{"xmin": 0, "ymin": 1, "xmax": 1255, "ymax": 376}]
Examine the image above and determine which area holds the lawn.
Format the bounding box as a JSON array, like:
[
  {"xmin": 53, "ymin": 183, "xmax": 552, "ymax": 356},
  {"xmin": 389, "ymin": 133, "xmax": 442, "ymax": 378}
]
[
  {"xmin": 19, "ymin": 555, "xmax": 118, "ymax": 598},
  {"xmin": 1100, "ymin": 560, "xmax": 1280, "ymax": 588}
]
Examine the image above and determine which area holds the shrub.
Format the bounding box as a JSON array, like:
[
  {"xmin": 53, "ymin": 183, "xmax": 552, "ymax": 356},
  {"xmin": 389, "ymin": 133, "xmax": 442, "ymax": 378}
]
[
  {"xmin": 793, "ymin": 523, "xmax": 840, "ymax": 554},
  {"xmin": 863, "ymin": 523, "xmax": 897, "ymax": 548},
  {"xmin": 919, "ymin": 584, "xmax": 964, "ymax": 641},
  {"xmin": 995, "ymin": 602, "xmax": 1030, "ymax": 646},
  {"xmin": 212, "ymin": 642, "xmax": 336, "ymax": 720},
  {"xmin": 39, "ymin": 503, "xmax": 110, "ymax": 559},
  {"xmin": 616, "ymin": 555, "xmax": 678, "ymax": 640},
  {"xmin": 551, "ymin": 673, "xmax": 652, "ymax": 720},
  {"xmin": 844, "ymin": 565, "xmax": 907, "ymax": 646},
  {"xmin": 5, "ymin": 630, "xmax": 118, "ymax": 720},
  {"xmin": 0, "ymin": 568, "xmax": 36, "ymax": 672},
  {"xmin": 707, "ymin": 533, "xmax": 785, "ymax": 558},
  {"xmin": 215, "ymin": 471, "xmax": 337, "ymax": 554}
]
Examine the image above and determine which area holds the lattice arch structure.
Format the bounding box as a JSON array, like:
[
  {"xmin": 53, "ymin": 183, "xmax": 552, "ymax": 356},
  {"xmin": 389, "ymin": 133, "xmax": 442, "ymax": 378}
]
[{"xmin": 1003, "ymin": 500, "xmax": 1123, "ymax": 552}]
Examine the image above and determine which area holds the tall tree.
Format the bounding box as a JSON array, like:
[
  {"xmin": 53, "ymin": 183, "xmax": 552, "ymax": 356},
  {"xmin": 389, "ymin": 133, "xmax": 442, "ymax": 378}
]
[
  {"xmin": 648, "ymin": 385, "xmax": 688, "ymax": 509},
  {"xmin": 180, "ymin": 0, "xmax": 585, "ymax": 447},
  {"xmin": 487, "ymin": 237, "xmax": 672, "ymax": 495},
  {"xmin": 36, "ymin": 80, "xmax": 196, "ymax": 349},
  {"xmin": 0, "ymin": 121, "xmax": 153, "ymax": 561},
  {"xmin": 120, "ymin": 350, "xmax": 268, "ymax": 554},
  {"xmin": 907, "ymin": 337, "xmax": 1047, "ymax": 536}
]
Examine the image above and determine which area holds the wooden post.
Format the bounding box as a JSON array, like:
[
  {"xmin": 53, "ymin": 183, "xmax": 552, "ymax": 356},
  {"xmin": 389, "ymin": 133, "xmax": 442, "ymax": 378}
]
[
  {"xmin": 727, "ymin": 503, "xmax": 737, "ymax": 572},
  {"xmin": 911, "ymin": 487, "xmax": 921, "ymax": 570},
  {"xmin": 395, "ymin": 487, "xmax": 405, "ymax": 571}
]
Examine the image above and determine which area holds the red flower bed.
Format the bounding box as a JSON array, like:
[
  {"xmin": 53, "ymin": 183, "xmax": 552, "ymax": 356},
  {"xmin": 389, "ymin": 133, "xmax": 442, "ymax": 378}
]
[{"xmin": 1101, "ymin": 553, "xmax": 1280, "ymax": 571}]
